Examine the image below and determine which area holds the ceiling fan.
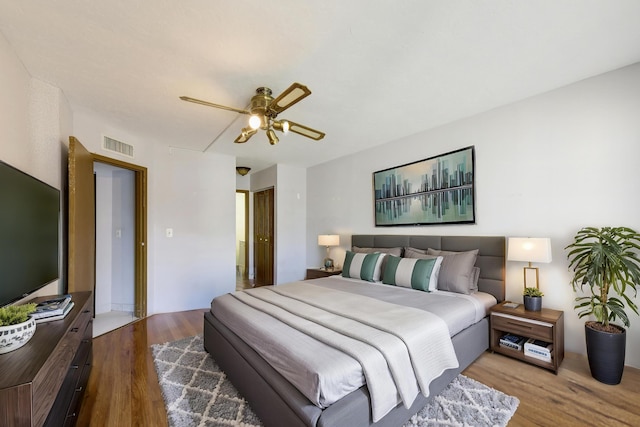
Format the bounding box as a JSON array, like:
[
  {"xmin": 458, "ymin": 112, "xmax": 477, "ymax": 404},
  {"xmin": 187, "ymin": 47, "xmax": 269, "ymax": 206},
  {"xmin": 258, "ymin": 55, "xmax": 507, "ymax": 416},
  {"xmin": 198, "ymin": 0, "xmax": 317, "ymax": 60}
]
[{"xmin": 180, "ymin": 83, "xmax": 325, "ymax": 145}]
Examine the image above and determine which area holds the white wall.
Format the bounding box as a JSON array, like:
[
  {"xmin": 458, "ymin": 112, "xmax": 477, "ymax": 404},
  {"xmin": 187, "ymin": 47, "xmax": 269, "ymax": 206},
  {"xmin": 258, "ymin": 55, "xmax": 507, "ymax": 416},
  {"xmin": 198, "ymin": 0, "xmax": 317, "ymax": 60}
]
[
  {"xmin": 152, "ymin": 146, "xmax": 236, "ymax": 312},
  {"xmin": 94, "ymin": 163, "xmax": 135, "ymax": 315},
  {"xmin": 0, "ymin": 32, "xmax": 72, "ymax": 301},
  {"xmin": 2, "ymin": 29, "xmax": 237, "ymax": 314},
  {"xmin": 94, "ymin": 166, "xmax": 114, "ymax": 314},
  {"xmin": 275, "ymin": 164, "xmax": 307, "ymax": 284},
  {"xmin": 307, "ymin": 63, "xmax": 640, "ymax": 368},
  {"xmin": 73, "ymin": 113, "xmax": 237, "ymax": 314}
]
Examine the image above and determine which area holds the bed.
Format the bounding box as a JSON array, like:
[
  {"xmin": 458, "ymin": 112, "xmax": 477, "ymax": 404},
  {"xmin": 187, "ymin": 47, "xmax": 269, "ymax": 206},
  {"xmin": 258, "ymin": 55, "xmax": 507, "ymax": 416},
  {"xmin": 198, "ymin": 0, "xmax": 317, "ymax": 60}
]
[{"xmin": 204, "ymin": 234, "xmax": 505, "ymax": 427}]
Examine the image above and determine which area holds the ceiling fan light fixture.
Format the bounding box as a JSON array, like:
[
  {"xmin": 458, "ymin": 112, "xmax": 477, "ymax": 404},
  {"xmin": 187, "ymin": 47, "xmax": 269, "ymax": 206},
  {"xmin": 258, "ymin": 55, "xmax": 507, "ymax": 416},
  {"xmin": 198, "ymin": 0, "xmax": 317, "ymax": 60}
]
[
  {"xmin": 267, "ymin": 129, "xmax": 279, "ymax": 145},
  {"xmin": 272, "ymin": 120, "xmax": 290, "ymax": 134},
  {"xmin": 236, "ymin": 166, "xmax": 251, "ymax": 176},
  {"xmin": 180, "ymin": 82, "xmax": 324, "ymax": 145},
  {"xmin": 235, "ymin": 127, "xmax": 258, "ymax": 143},
  {"xmin": 249, "ymin": 115, "xmax": 262, "ymax": 130}
]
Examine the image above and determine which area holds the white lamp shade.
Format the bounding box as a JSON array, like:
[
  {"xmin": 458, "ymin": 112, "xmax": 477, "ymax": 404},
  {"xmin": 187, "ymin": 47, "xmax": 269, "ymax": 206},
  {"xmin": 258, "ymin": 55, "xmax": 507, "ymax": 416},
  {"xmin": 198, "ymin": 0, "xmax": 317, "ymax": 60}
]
[
  {"xmin": 507, "ymin": 237, "xmax": 552, "ymax": 263},
  {"xmin": 318, "ymin": 234, "xmax": 340, "ymax": 247}
]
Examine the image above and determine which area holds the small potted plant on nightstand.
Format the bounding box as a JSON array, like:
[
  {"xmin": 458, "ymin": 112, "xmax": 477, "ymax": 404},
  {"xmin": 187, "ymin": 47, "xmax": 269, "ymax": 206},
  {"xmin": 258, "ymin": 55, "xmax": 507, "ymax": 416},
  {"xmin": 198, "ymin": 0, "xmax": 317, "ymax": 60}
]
[
  {"xmin": 566, "ymin": 226, "xmax": 640, "ymax": 385},
  {"xmin": 0, "ymin": 303, "xmax": 37, "ymax": 354},
  {"xmin": 523, "ymin": 287, "xmax": 543, "ymax": 311}
]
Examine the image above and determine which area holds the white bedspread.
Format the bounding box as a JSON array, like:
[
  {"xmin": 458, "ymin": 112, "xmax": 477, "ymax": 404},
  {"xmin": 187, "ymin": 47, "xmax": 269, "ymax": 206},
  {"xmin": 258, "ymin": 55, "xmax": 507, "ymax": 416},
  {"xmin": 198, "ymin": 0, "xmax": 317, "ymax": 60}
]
[{"xmin": 214, "ymin": 282, "xmax": 459, "ymax": 422}]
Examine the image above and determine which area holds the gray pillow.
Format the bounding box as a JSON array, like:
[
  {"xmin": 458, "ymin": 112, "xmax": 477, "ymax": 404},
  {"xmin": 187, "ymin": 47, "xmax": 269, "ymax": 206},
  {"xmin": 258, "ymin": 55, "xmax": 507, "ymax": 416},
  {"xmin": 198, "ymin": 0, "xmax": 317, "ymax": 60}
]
[
  {"xmin": 352, "ymin": 246, "xmax": 403, "ymax": 257},
  {"xmin": 470, "ymin": 266, "xmax": 481, "ymax": 291},
  {"xmin": 403, "ymin": 247, "xmax": 428, "ymax": 258},
  {"xmin": 426, "ymin": 248, "xmax": 479, "ymax": 294}
]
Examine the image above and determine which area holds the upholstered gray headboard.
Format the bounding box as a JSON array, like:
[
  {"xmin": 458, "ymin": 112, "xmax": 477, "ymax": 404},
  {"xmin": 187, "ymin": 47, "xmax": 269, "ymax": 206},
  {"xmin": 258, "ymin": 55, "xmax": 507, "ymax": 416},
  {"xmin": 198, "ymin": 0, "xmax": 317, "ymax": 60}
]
[{"xmin": 351, "ymin": 235, "xmax": 506, "ymax": 302}]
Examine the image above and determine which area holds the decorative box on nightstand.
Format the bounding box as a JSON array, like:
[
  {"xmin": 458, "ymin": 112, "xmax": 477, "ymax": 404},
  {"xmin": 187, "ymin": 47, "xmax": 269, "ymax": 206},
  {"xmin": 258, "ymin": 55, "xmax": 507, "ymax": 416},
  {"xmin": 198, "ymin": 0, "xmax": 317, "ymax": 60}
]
[
  {"xmin": 305, "ymin": 268, "xmax": 342, "ymax": 280},
  {"xmin": 490, "ymin": 301, "xmax": 564, "ymax": 373}
]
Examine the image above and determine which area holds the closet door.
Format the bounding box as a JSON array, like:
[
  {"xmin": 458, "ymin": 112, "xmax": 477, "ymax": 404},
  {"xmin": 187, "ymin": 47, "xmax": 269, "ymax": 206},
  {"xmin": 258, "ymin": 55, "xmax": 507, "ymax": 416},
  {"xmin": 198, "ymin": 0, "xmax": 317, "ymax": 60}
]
[{"xmin": 254, "ymin": 188, "xmax": 274, "ymax": 286}]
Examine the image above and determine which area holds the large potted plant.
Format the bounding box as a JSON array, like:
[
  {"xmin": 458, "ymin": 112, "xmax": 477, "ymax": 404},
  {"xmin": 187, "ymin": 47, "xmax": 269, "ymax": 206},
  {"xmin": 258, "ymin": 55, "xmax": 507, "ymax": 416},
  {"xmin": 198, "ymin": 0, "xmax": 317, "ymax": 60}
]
[
  {"xmin": 566, "ymin": 226, "xmax": 640, "ymax": 384},
  {"xmin": 0, "ymin": 303, "xmax": 37, "ymax": 354}
]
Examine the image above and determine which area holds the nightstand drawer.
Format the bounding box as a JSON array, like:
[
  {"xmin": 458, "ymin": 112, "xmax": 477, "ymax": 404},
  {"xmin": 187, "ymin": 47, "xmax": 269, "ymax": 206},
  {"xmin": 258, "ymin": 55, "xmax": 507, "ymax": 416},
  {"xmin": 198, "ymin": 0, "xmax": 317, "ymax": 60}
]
[{"xmin": 491, "ymin": 313, "xmax": 553, "ymax": 341}]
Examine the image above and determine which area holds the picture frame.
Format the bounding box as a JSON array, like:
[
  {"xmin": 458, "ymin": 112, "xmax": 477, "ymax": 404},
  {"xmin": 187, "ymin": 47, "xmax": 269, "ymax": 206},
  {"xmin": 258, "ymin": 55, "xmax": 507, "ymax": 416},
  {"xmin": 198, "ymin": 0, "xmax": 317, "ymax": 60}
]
[{"xmin": 373, "ymin": 146, "xmax": 475, "ymax": 226}]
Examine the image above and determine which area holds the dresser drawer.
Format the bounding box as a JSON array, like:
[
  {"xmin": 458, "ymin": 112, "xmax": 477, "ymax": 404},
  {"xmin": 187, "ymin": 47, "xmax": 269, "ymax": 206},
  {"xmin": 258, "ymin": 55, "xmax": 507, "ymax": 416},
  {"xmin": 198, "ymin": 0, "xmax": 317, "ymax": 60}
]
[{"xmin": 491, "ymin": 312, "xmax": 553, "ymax": 341}]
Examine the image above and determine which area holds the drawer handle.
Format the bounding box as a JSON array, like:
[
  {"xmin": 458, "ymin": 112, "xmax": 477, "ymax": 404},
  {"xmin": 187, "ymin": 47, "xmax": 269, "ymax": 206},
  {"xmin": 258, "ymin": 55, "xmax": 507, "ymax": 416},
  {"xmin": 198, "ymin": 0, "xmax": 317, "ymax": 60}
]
[
  {"xmin": 82, "ymin": 339, "xmax": 90, "ymax": 343},
  {"xmin": 506, "ymin": 321, "xmax": 532, "ymax": 329},
  {"xmin": 82, "ymin": 310, "xmax": 91, "ymax": 313},
  {"xmin": 71, "ymin": 365, "xmax": 79, "ymax": 369},
  {"xmin": 71, "ymin": 327, "xmax": 79, "ymax": 332},
  {"xmin": 75, "ymin": 386, "xmax": 83, "ymax": 392}
]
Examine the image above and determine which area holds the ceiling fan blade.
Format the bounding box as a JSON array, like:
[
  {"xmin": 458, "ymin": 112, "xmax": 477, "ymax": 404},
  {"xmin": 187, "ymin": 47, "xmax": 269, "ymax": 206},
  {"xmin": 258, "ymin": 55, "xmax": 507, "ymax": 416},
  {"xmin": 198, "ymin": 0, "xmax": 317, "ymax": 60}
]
[
  {"xmin": 269, "ymin": 83, "xmax": 312, "ymax": 114},
  {"xmin": 234, "ymin": 128, "xmax": 258, "ymax": 143},
  {"xmin": 285, "ymin": 121, "xmax": 325, "ymax": 141},
  {"xmin": 180, "ymin": 96, "xmax": 250, "ymax": 115}
]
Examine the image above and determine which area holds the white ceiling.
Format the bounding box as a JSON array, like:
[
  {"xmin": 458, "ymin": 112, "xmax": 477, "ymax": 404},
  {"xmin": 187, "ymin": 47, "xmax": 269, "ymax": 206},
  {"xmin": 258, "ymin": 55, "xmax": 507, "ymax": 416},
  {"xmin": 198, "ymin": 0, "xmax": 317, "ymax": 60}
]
[{"xmin": 1, "ymin": 1, "xmax": 640, "ymax": 173}]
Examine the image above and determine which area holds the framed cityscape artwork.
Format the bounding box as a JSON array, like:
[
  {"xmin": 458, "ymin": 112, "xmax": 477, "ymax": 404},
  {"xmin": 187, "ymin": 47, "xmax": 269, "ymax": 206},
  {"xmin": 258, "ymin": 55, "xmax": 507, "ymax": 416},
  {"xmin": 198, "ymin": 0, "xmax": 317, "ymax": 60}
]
[{"xmin": 373, "ymin": 146, "xmax": 476, "ymax": 226}]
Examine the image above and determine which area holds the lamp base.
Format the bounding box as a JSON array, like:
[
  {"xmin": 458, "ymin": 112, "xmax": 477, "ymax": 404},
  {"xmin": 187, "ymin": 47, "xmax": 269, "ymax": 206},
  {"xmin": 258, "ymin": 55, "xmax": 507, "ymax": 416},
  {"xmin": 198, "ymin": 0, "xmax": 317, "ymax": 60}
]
[
  {"xmin": 323, "ymin": 257, "xmax": 334, "ymax": 270},
  {"xmin": 523, "ymin": 266, "xmax": 540, "ymax": 290}
]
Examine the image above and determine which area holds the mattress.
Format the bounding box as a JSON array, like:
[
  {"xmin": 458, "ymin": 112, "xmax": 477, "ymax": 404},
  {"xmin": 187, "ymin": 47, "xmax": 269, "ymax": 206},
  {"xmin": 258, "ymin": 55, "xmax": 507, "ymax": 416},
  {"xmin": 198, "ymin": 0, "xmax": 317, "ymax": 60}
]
[{"xmin": 211, "ymin": 276, "xmax": 496, "ymax": 420}]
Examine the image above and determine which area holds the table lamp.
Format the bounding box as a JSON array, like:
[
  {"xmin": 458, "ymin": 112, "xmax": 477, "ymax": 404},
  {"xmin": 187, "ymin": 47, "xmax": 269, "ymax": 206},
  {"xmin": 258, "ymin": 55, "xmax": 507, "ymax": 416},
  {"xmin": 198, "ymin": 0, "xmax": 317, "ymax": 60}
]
[
  {"xmin": 318, "ymin": 234, "xmax": 339, "ymax": 270},
  {"xmin": 507, "ymin": 237, "xmax": 552, "ymax": 290}
]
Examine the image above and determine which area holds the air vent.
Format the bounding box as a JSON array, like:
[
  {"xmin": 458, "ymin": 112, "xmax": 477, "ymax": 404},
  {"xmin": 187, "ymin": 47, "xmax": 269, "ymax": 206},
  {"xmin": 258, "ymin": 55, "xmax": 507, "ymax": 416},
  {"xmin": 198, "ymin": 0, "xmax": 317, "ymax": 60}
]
[{"xmin": 103, "ymin": 136, "xmax": 134, "ymax": 158}]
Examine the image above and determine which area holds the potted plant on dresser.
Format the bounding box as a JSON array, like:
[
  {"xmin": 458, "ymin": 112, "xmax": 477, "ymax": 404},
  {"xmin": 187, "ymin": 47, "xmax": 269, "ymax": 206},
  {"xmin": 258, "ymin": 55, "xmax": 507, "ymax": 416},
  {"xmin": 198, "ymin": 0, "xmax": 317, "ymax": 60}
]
[
  {"xmin": 566, "ymin": 226, "xmax": 640, "ymax": 384},
  {"xmin": 523, "ymin": 287, "xmax": 544, "ymax": 311},
  {"xmin": 0, "ymin": 303, "xmax": 37, "ymax": 354}
]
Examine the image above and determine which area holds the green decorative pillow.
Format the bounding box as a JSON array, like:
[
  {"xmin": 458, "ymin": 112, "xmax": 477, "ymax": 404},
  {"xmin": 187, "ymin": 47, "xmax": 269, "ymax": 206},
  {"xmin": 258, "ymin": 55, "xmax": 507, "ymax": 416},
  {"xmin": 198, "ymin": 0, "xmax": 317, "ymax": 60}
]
[
  {"xmin": 352, "ymin": 246, "xmax": 402, "ymax": 278},
  {"xmin": 382, "ymin": 255, "xmax": 439, "ymax": 291},
  {"xmin": 342, "ymin": 251, "xmax": 385, "ymax": 282},
  {"xmin": 402, "ymin": 248, "xmax": 444, "ymax": 291}
]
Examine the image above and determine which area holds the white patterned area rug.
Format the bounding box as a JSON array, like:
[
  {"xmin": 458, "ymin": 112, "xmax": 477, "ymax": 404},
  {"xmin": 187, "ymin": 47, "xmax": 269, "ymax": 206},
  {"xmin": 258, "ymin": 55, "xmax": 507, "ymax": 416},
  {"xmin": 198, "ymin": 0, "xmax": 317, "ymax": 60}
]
[{"xmin": 151, "ymin": 335, "xmax": 519, "ymax": 427}]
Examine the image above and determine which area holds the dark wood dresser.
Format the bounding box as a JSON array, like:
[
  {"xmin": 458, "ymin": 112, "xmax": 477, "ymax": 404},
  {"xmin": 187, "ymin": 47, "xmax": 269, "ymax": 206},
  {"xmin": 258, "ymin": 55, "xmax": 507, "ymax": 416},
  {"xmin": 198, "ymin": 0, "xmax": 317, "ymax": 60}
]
[{"xmin": 0, "ymin": 291, "xmax": 93, "ymax": 427}]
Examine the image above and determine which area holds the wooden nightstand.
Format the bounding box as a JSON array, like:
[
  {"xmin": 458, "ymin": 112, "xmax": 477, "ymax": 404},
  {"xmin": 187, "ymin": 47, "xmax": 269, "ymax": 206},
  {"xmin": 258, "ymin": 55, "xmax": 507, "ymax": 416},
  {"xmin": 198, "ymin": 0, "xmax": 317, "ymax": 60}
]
[
  {"xmin": 490, "ymin": 301, "xmax": 564, "ymax": 374},
  {"xmin": 305, "ymin": 268, "xmax": 342, "ymax": 280}
]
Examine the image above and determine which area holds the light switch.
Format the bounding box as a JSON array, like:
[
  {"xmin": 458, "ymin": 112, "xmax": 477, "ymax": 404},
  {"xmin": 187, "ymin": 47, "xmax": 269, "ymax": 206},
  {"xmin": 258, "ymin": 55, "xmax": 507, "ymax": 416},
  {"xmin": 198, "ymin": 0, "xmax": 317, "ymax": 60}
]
[{"xmin": 166, "ymin": 228, "xmax": 173, "ymax": 238}]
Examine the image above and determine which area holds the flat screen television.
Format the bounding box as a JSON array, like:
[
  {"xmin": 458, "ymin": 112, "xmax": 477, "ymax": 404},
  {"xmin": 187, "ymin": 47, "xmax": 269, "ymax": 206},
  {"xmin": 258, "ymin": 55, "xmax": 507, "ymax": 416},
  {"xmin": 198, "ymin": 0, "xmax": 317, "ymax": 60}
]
[{"xmin": 0, "ymin": 160, "xmax": 60, "ymax": 307}]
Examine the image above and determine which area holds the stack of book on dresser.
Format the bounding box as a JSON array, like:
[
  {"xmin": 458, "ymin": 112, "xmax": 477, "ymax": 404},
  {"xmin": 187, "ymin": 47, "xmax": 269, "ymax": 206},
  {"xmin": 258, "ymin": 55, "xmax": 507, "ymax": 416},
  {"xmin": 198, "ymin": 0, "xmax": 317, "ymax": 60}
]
[
  {"xmin": 32, "ymin": 294, "xmax": 74, "ymax": 323},
  {"xmin": 524, "ymin": 338, "xmax": 553, "ymax": 362},
  {"xmin": 499, "ymin": 333, "xmax": 526, "ymax": 351}
]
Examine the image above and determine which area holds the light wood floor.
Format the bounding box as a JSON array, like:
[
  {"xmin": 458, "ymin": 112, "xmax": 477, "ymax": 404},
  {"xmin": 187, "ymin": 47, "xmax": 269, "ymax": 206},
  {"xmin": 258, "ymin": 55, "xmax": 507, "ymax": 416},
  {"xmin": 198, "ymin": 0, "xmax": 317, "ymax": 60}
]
[{"xmin": 78, "ymin": 310, "xmax": 640, "ymax": 426}]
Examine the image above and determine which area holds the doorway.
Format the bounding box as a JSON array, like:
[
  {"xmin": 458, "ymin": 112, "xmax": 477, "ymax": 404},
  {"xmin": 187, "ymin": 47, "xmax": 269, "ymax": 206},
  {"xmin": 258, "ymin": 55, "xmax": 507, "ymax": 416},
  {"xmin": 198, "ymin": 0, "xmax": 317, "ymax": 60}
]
[
  {"xmin": 68, "ymin": 137, "xmax": 147, "ymax": 337},
  {"xmin": 93, "ymin": 162, "xmax": 136, "ymax": 336},
  {"xmin": 92, "ymin": 154, "xmax": 147, "ymax": 336},
  {"xmin": 236, "ymin": 190, "xmax": 251, "ymax": 291},
  {"xmin": 253, "ymin": 188, "xmax": 274, "ymax": 286}
]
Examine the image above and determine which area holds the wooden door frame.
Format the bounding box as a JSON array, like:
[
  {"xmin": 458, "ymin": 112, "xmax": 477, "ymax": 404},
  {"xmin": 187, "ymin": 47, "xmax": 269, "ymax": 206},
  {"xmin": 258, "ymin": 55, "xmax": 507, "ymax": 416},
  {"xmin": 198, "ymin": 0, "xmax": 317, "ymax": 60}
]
[
  {"xmin": 93, "ymin": 154, "xmax": 148, "ymax": 318},
  {"xmin": 236, "ymin": 190, "xmax": 249, "ymax": 279}
]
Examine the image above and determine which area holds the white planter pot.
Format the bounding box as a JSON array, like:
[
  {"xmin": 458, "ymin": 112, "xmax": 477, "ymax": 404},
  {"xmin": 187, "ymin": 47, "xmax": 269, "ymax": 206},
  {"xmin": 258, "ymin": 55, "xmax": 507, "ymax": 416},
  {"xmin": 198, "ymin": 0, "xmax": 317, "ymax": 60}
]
[{"xmin": 0, "ymin": 316, "xmax": 36, "ymax": 354}]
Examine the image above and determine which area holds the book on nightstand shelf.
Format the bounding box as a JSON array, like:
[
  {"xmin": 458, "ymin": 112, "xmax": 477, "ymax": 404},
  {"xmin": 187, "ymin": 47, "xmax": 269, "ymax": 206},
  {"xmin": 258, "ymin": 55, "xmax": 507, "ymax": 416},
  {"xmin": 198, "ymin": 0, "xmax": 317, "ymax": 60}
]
[
  {"xmin": 499, "ymin": 333, "xmax": 526, "ymax": 351},
  {"xmin": 524, "ymin": 338, "xmax": 553, "ymax": 362}
]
